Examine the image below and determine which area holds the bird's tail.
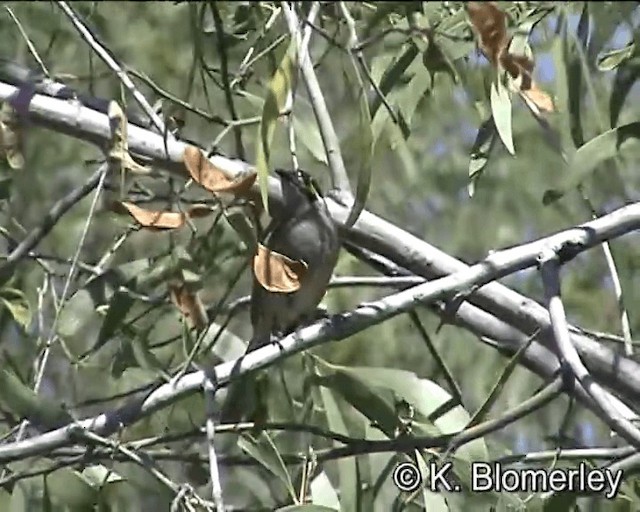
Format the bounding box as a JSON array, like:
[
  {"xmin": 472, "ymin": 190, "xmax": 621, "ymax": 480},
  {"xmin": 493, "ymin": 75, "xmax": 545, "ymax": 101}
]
[{"xmin": 218, "ymin": 334, "xmax": 269, "ymax": 423}]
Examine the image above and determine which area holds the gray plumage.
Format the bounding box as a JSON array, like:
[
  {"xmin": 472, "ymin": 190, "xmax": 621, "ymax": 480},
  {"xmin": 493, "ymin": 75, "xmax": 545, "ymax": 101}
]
[{"xmin": 220, "ymin": 169, "xmax": 340, "ymax": 422}]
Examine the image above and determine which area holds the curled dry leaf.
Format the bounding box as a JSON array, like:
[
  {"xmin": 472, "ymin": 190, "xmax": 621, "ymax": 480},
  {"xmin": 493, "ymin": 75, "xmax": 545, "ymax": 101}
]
[
  {"xmin": 0, "ymin": 103, "xmax": 24, "ymax": 170},
  {"xmin": 521, "ymin": 86, "xmax": 555, "ymax": 114},
  {"xmin": 169, "ymin": 283, "xmax": 208, "ymax": 330},
  {"xmin": 467, "ymin": 2, "xmax": 508, "ymax": 65},
  {"xmin": 253, "ymin": 243, "xmax": 308, "ymax": 293},
  {"xmin": 182, "ymin": 145, "xmax": 257, "ymax": 195},
  {"xmin": 111, "ymin": 201, "xmax": 213, "ymax": 230},
  {"xmin": 467, "ymin": 3, "xmax": 554, "ymax": 114},
  {"xmin": 107, "ymin": 101, "xmax": 150, "ymax": 174}
]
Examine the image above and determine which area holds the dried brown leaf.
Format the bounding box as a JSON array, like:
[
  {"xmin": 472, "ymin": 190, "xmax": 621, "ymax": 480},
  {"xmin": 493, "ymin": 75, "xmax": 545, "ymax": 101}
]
[
  {"xmin": 467, "ymin": 2, "xmax": 509, "ymax": 65},
  {"xmin": 111, "ymin": 201, "xmax": 214, "ymax": 230},
  {"xmin": 501, "ymin": 54, "xmax": 554, "ymax": 113},
  {"xmin": 169, "ymin": 283, "xmax": 208, "ymax": 330},
  {"xmin": 502, "ymin": 53, "xmax": 534, "ymax": 89},
  {"xmin": 0, "ymin": 103, "xmax": 24, "ymax": 170},
  {"xmin": 107, "ymin": 101, "xmax": 150, "ymax": 174},
  {"xmin": 253, "ymin": 243, "xmax": 308, "ymax": 293},
  {"xmin": 182, "ymin": 145, "xmax": 257, "ymax": 194},
  {"xmin": 112, "ymin": 201, "xmax": 187, "ymax": 230},
  {"xmin": 521, "ymin": 85, "xmax": 555, "ymax": 113}
]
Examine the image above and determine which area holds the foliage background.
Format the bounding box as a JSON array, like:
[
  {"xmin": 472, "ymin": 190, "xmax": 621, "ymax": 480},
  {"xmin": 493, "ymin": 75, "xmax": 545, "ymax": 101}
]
[{"xmin": 0, "ymin": 1, "xmax": 639, "ymax": 511}]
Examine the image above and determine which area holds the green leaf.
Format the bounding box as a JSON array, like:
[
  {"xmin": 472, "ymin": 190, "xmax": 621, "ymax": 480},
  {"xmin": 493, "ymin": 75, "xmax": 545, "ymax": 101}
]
[
  {"xmin": 543, "ymin": 122, "xmax": 640, "ymax": 204},
  {"xmin": 9, "ymin": 482, "xmax": 27, "ymax": 512},
  {"xmin": 317, "ymin": 362, "xmax": 463, "ymax": 438},
  {"xmin": 315, "ymin": 363, "xmax": 406, "ymax": 438},
  {"xmin": 81, "ymin": 465, "xmax": 125, "ymax": 488},
  {"xmin": 293, "ymin": 100, "xmax": 328, "ymax": 165},
  {"xmin": 490, "ymin": 77, "xmax": 514, "ymax": 155},
  {"xmin": 370, "ymin": 43, "xmax": 419, "ymax": 119},
  {"xmin": 415, "ymin": 451, "xmax": 449, "ymax": 512},
  {"xmin": 0, "ymin": 287, "xmax": 30, "ymax": 329},
  {"xmin": 598, "ymin": 43, "xmax": 636, "ymax": 71},
  {"xmin": 610, "ymin": 59, "xmax": 640, "ymax": 128},
  {"xmin": 0, "ymin": 491, "xmax": 11, "ymax": 511},
  {"xmin": 422, "ymin": 38, "xmax": 459, "ymax": 82},
  {"xmin": 564, "ymin": 33, "xmax": 585, "ymax": 149},
  {"xmin": 224, "ymin": 206, "xmax": 257, "ymax": 252},
  {"xmin": 319, "ymin": 363, "xmax": 491, "ymax": 463},
  {"xmin": 319, "ymin": 386, "xmax": 352, "ymax": 511},
  {"xmin": 42, "ymin": 477, "xmax": 51, "ymax": 512},
  {"xmin": 0, "ymin": 368, "xmax": 73, "ymax": 431},
  {"xmin": 344, "ymin": 83, "xmax": 374, "ymax": 228},
  {"xmin": 44, "ymin": 467, "xmax": 97, "ymax": 508},
  {"xmin": 468, "ymin": 117, "xmax": 497, "ymax": 197},
  {"xmin": 551, "ymin": 33, "xmax": 574, "ymax": 158},
  {"xmin": 255, "ymin": 38, "xmax": 297, "ymax": 215},
  {"xmin": 541, "ymin": 491, "xmax": 578, "ymax": 512},
  {"xmin": 87, "ymin": 291, "xmax": 134, "ymax": 358},
  {"xmin": 0, "ymin": 176, "xmax": 12, "ymax": 200},
  {"xmin": 467, "ymin": 333, "xmax": 535, "ymax": 427},
  {"xmin": 310, "ymin": 472, "xmax": 340, "ymax": 510},
  {"xmin": 238, "ymin": 431, "xmax": 296, "ymax": 502}
]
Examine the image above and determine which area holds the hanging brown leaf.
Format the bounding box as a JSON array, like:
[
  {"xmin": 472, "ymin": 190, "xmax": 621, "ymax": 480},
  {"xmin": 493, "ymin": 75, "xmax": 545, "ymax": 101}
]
[
  {"xmin": 182, "ymin": 145, "xmax": 257, "ymax": 195},
  {"xmin": 502, "ymin": 53, "xmax": 555, "ymax": 113},
  {"xmin": 169, "ymin": 283, "xmax": 208, "ymax": 330},
  {"xmin": 0, "ymin": 103, "xmax": 24, "ymax": 170},
  {"xmin": 502, "ymin": 53, "xmax": 534, "ymax": 89},
  {"xmin": 253, "ymin": 243, "xmax": 308, "ymax": 293},
  {"xmin": 111, "ymin": 201, "xmax": 213, "ymax": 230},
  {"xmin": 107, "ymin": 101, "xmax": 150, "ymax": 174},
  {"xmin": 467, "ymin": 4, "xmax": 555, "ymax": 114},
  {"xmin": 467, "ymin": 2, "xmax": 509, "ymax": 65},
  {"xmin": 520, "ymin": 85, "xmax": 554, "ymax": 114}
]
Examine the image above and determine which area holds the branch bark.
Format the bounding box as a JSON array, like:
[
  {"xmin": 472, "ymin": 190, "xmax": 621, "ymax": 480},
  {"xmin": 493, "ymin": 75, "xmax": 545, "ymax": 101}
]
[{"xmin": 1, "ymin": 79, "xmax": 639, "ymax": 463}]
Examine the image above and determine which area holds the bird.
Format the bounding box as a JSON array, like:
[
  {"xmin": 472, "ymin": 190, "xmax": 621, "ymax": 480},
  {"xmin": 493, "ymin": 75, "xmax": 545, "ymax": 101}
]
[{"xmin": 220, "ymin": 168, "xmax": 341, "ymax": 423}]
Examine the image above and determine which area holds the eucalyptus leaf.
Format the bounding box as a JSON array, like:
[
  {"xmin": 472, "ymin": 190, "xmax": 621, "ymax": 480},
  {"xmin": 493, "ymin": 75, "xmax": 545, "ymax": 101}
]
[
  {"xmin": 468, "ymin": 117, "xmax": 497, "ymax": 197},
  {"xmin": 345, "ymin": 85, "xmax": 374, "ymax": 228},
  {"xmin": 610, "ymin": 59, "xmax": 640, "ymax": 127},
  {"xmin": 598, "ymin": 43, "xmax": 636, "ymax": 71},
  {"xmin": 490, "ymin": 78, "xmax": 515, "ymax": 155},
  {"xmin": 0, "ymin": 286, "xmax": 30, "ymax": 329},
  {"xmin": 319, "ymin": 386, "xmax": 355, "ymax": 511},
  {"xmin": 255, "ymin": 39, "xmax": 297, "ymax": 214},
  {"xmin": 238, "ymin": 432, "xmax": 296, "ymax": 502},
  {"xmin": 543, "ymin": 122, "xmax": 640, "ymax": 204}
]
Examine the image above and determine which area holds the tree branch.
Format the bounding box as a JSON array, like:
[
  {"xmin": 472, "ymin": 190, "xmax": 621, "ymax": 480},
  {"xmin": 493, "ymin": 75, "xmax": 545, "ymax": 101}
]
[
  {"xmin": 282, "ymin": 2, "xmax": 352, "ymax": 196},
  {"xmin": 1, "ymin": 204, "xmax": 639, "ymax": 463}
]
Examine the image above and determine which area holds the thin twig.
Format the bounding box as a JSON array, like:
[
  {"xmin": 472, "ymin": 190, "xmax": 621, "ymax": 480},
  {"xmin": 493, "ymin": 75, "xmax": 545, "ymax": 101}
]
[
  {"xmin": 33, "ymin": 165, "xmax": 108, "ymax": 392},
  {"xmin": 0, "ymin": 165, "xmax": 105, "ymax": 275},
  {"xmin": 209, "ymin": 1, "xmax": 244, "ymax": 159},
  {"xmin": 203, "ymin": 375, "xmax": 224, "ymax": 511},
  {"xmin": 340, "ymin": 2, "xmax": 399, "ymax": 125},
  {"xmin": 56, "ymin": 1, "xmax": 167, "ymax": 135},
  {"xmin": 281, "ymin": 2, "xmax": 352, "ymax": 195},
  {"xmin": 4, "ymin": 6, "xmax": 49, "ymax": 76},
  {"xmin": 539, "ymin": 248, "xmax": 640, "ymax": 448},
  {"xmin": 1, "ymin": 204, "xmax": 640, "ymax": 464},
  {"xmin": 3, "ymin": 74, "xmax": 640, "ymax": 413},
  {"xmin": 9, "ymin": 164, "xmax": 107, "ymax": 463},
  {"xmin": 126, "ymin": 66, "xmax": 229, "ymax": 127}
]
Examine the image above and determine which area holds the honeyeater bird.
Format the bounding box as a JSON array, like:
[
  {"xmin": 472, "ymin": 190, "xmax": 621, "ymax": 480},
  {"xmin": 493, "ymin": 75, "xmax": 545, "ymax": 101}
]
[{"xmin": 220, "ymin": 168, "xmax": 341, "ymax": 422}]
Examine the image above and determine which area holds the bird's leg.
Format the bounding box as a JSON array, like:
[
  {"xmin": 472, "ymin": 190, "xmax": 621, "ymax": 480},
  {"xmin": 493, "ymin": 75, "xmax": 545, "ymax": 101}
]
[
  {"xmin": 271, "ymin": 330, "xmax": 287, "ymax": 352},
  {"xmin": 310, "ymin": 305, "xmax": 330, "ymax": 322}
]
